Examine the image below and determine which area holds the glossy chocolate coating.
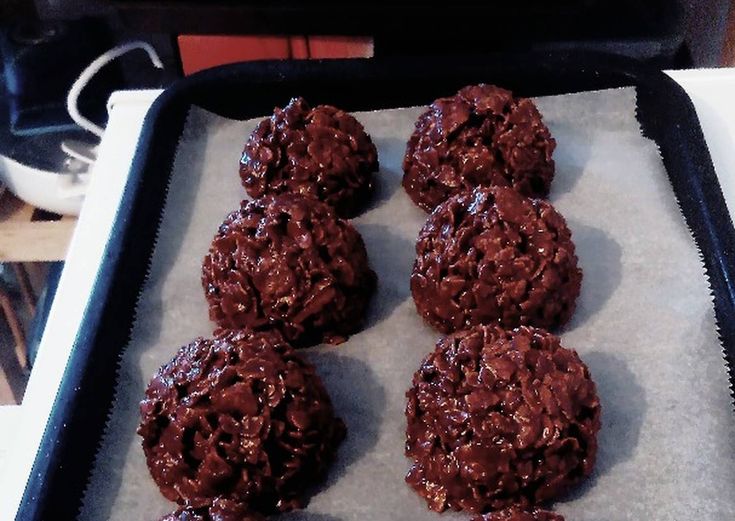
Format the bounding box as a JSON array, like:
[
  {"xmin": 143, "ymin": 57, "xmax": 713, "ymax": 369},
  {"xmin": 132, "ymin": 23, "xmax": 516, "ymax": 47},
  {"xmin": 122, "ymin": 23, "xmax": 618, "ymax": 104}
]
[
  {"xmin": 202, "ymin": 193, "xmax": 376, "ymax": 347},
  {"xmin": 402, "ymin": 84, "xmax": 555, "ymax": 212},
  {"xmin": 405, "ymin": 325, "xmax": 600, "ymax": 513},
  {"xmin": 139, "ymin": 330, "xmax": 345, "ymax": 515},
  {"xmin": 240, "ymin": 97, "xmax": 378, "ymax": 218},
  {"xmin": 473, "ymin": 506, "xmax": 565, "ymax": 521},
  {"xmin": 157, "ymin": 497, "xmax": 264, "ymax": 521},
  {"xmin": 411, "ymin": 186, "xmax": 581, "ymax": 333}
]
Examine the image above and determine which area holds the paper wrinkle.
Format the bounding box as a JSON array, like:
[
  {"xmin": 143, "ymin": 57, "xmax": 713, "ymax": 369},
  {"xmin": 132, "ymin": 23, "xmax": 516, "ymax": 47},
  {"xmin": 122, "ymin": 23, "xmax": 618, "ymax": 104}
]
[{"xmin": 79, "ymin": 88, "xmax": 735, "ymax": 521}]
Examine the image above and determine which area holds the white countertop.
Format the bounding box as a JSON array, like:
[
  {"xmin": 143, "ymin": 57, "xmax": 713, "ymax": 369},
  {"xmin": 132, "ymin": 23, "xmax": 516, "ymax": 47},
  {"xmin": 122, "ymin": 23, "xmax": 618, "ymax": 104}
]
[
  {"xmin": 0, "ymin": 89, "xmax": 163, "ymax": 519},
  {"xmin": 664, "ymin": 69, "xmax": 735, "ymax": 219},
  {"xmin": 1, "ymin": 69, "xmax": 735, "ymax": 520}
]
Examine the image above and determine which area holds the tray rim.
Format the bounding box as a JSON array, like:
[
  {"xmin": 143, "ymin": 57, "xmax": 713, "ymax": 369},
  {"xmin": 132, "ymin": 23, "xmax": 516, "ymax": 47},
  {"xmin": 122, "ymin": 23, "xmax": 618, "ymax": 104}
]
[{"xmin": 16, "ymin": 52, "xmax": 735, "ymax": 520}]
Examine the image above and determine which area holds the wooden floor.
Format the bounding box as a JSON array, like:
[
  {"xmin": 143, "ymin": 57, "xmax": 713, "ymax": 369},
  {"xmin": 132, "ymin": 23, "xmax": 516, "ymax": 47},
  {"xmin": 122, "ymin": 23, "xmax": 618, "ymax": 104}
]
[
  {"xmin": 0, "ymin": 188, "xmax": 71, "ymax": 405},
  {"xmin": 0, "ymin": 301, "xmax": 28, "ymax": 405},
  {"xmin": 0, "ymin": 261, "xmax": 49, "ymax": 405}
]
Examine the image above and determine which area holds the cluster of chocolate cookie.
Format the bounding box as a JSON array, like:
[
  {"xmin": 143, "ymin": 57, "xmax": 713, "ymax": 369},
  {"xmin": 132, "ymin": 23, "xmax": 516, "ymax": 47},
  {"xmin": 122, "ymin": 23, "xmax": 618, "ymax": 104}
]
[
  {"xmin": 139, "ymin": 330, "xmax": 346, "ymax": 519},
  {"xmin": 138, "ymin": 87, "xmax": 600, "ymax": 521},
  {"xmin": 403, "ymin": 85, "xmax": 599, "ymax": 521},
  {"xmin": 140, "ymin": 98, "xmax": 380, "ymax": 520}
]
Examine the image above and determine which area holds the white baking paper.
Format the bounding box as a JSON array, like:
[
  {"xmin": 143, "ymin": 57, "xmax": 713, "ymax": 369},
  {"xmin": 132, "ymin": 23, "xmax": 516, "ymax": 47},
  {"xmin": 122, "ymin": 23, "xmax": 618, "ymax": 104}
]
[{"xmin": 79, "ymin": 88, "xmax": 735, "ymax": 521}]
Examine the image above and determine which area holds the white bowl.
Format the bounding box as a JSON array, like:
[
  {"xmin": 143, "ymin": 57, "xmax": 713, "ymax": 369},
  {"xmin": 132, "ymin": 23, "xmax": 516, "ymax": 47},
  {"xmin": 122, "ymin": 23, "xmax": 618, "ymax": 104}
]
[{"xmin": 0, "ymin": 153, "xmax": 85, "ymax": 216}]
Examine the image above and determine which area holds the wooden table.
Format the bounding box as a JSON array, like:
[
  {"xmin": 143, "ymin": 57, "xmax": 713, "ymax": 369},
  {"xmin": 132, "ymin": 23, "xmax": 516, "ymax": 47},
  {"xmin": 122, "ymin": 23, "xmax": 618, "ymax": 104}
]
[{"xmin": 0, "ymin": 188, "xmax": 76, "ymax": 263}]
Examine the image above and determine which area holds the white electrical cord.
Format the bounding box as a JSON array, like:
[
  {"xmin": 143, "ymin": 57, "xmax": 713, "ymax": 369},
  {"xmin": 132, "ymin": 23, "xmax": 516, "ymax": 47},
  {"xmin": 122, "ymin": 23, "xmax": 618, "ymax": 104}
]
[
  {"xmin": 60, "ymin": 141, "xmax": 97, "ymax": 165},
  {"xmin": 56, "ymin": 41, "xmax": 164, "ymax": 201},
  {"xmin": 66, "ymin": 41, "xmax": 163, "ymax": 138}
]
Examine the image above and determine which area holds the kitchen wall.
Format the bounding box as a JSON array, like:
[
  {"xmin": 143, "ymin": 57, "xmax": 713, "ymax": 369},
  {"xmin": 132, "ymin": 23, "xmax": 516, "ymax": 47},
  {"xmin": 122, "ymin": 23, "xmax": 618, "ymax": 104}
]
[{"xmin": 683, "ymin": 0, "xmax": 732, "ymax": 65}]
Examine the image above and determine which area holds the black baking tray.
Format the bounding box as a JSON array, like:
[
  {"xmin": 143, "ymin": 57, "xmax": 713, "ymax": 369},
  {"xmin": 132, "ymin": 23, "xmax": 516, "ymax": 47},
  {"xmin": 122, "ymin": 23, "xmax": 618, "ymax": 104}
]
[{"xmin": 16, "ymin": 52, "xmax": 735, "ymax": 520}]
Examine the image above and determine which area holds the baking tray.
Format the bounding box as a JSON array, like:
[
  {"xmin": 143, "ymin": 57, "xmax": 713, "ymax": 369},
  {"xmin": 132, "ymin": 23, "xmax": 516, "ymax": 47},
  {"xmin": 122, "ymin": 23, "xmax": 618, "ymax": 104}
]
[{"xmin": 16, "ymin": 52, "xmax": 735, "ymax": 520}]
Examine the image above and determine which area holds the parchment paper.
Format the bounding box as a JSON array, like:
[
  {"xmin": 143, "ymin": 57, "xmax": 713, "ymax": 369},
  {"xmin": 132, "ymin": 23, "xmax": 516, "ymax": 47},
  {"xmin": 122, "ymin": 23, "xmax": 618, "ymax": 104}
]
[{"xmin": 79, "ymin": 88, "xmax": 735, "ymax": 521}]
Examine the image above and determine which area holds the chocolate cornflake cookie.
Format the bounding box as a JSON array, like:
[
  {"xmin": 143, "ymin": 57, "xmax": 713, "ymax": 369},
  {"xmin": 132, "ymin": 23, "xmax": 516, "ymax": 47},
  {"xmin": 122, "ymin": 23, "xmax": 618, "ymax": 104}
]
[
  {"xmin": 158, "ymin": 497, "xmax": 264, "ymax": 521},
  {"xmin": 240, "ymin": 97, "xmax": 379, "ymax": 218},
  {"xmin": 202, "ymin": 193, "xmax": 376, "ymax": 346},
  {"xmin": 405, "ymin": 325, "xmax": 600, "ymax": 514},
  {"xmin": 473, "ymin": 506, "xmax": 565, "ymax": 521},
  {"xmin": 402, "ymin": 84, "xmax": 555, "ymax": 212},
  {"xmin": 411, "ymin": 186, "xmax": 581, "ymax": 334},
  {"xmin": 139, "ymin": 330, "xmax": 346, "ymax": 515}
]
